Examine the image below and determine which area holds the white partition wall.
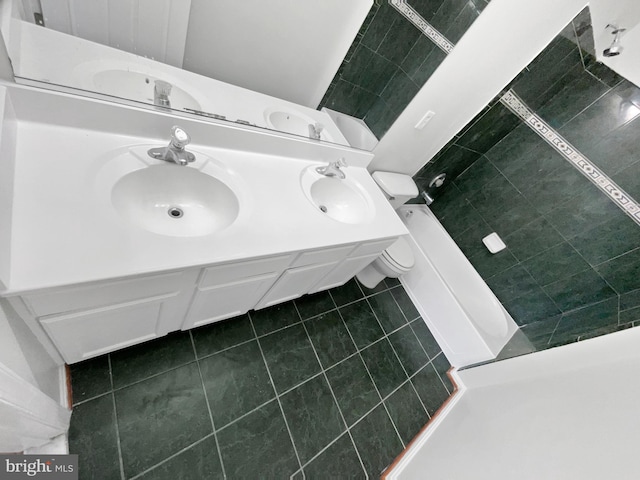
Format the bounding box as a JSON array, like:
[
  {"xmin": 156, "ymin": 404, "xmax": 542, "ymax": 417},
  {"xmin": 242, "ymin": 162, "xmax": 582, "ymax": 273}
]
[
  {"xmin": 182, "ymin": 0, "xmax": 372, "ymax": 107},
  {"xmin": 387, "ymin": 327, "xmax": 640, "ymax": 479}
]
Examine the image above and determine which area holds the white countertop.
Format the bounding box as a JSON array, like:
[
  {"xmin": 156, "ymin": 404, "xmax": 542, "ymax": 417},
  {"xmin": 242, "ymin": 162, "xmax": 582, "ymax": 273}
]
[{"xmin": 4, "ymin": 111, "xmax": 407, "ymax": 293}]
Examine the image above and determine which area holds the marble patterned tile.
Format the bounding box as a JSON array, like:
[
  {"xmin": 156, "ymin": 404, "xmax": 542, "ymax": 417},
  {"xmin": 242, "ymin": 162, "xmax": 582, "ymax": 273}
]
[
  {"xmin": 411, "ymin": 363, "xmax": 450, "ymax": 416},
  {"xmin": 305, "ymin": 310, "xmax": 357, "ymax": 369},
  {"xmin": 302, "ymin": 433, "xmax": 366, "ymax": 479},
  {"xmin": 115, "ymin": 363, "xmax": 212, "ymax": 478},
  {"xmin": 137, "ymin": 436, "xmax": 223, "ymax": 479},
  {"xmin": 360, "ymin": 339, "xmax": 408, "ymax": 398},
  {"xmin": 70, "ymin": 355, "xmax": 111, "ymax": 405},
  {"xmin": 110, "ymin": 332, "xmax": 195, "ymax": 389},
  {"xmin": 388, "ymin": 324, "xmax": 429, "ymax": 376},
  {"xmin": 251, "ymin": 302, "xmax": 301, "ymax": 336},
  {"xmin": 339, "ymin": 299, "xmax": 385, "ymax": 349},
  {"xmin": 409, "ymin": 318, "xmax": 441, "ymax": 359},
  {"xmin": 295, "ymin": 291, "xmax": 335, "ymax": 320},
  {"xmin": 199, "ymin": 340, "xmax": 275, "ymax": 429},
  {"xmin": 367, "ymin": 290, "xmax": 408, "ymax": 333},
  {"xmin": 69, "ymin": 394, "xmax": 121, "ymax": 480},
  {"xmin": 259, "ymin": 324, "xmax": 322, "ymax": 393},
  {"xmin": 280, "ymin": 375, "xmax": 346, "ymax": 463},
  {"xmin": 350, "ymin": 404, "xmax": 404, "ymax": 478},
  {"xmin": 191, "ymin": 314, "xmax": 254, "ymax": 358},
  {"xmin": 325, "ymin": 355, "xmax": 381, "ymax": 427},
  {"xmin": 217, "ymin": 400, "xmax": 299, "ymax": 478},
  {"xmin": 384, "ymin": 381, "xmax": 429, "ymax": 444}
]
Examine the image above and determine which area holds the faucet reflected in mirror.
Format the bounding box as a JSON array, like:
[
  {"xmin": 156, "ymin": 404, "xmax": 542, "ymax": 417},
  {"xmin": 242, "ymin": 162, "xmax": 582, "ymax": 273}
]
[
  {"xmin": 0, "ymin": 0, "xmax": 372, "ymax": 147},
  {"xmin": 153, "ymin": 80, "xmax": 172, "ymax": 109}
]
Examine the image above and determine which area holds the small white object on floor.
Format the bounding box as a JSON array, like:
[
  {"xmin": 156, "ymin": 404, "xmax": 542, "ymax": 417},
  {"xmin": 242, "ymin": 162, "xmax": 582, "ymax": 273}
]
[{"xmin": 482, "ymin": 232, "xmax": 506, "ymax": 254}]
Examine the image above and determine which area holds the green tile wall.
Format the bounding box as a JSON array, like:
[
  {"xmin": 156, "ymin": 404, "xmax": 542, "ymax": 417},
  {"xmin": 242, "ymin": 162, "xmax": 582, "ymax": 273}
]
[
  {"xmin": 319, "ymin": 0, "xmax": 488, "ymax": 139},
  {"xmin": 414, "ymin": 8, "xmax": 640, "ymax": 351}
]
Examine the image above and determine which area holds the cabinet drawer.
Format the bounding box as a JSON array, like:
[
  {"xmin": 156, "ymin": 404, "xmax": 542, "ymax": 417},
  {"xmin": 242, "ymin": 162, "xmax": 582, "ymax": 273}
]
[
  {"xmin": 200, "ymin": 255, "xmax": 291, "ymax": 288},
  {"xmin": 290, "ymin": 245, "xmax": 354, "ymax": 268},
  {"xmin": 255, "ymin": 261, "xmax": 339, "ymax": 309},
  {"xmin": 310, "ymin": 253, "xmax": 381, "ymax": 294},
  {"xmin": 23, "ymin": 271, "xmax": 186, "ymax": 317},
  {"xmin": 41, "ymin": 297, "xmax": 170, "ymax": 363},
  {"xmin": 349, "ymin": 238, "xmax": 396, "ymax": 257},
  {"xmin": 184, "ymin": 272, "xmax": 280, "ymax": 329}
]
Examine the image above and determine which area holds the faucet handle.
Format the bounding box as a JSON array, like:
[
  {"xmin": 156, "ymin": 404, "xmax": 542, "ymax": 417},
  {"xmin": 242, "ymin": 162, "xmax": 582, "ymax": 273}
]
[
  {"xmin": 155, "ymin": 80, "xmax": 172, "ymax": 96},
  {"xmin": 170, "ymin": 126, "xmax": 191, "ymax": 149},
  {"xmin": 336, "ymin": 158, "xmax": 347, "ymax": 168}
]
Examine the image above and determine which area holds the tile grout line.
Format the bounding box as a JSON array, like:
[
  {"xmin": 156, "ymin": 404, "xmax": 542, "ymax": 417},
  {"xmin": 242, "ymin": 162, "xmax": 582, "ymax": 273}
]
[
  {"xmin": 247, "ymin": 311, "xmax": 305, "ymax": 476},
  {"xmin": 386, "ymin": 289, "xmax": 433, "ymax": 413},
  {"xmin": 389, "ymin": 0, "xmax": 453, "ymax": 54},
  {"xmin": 340, "ymin": 285, "xmax": 437, "ymax": 414},
  {"xmin": 188, "ymin": 331, "xmax": 227, "ymax": 479},
  {"xmin": 107, "ymin": 354, "xmax": 126, "ymax": 480},
  {"xmin": 429, "ymin": 352, "xmax": 454, "ymax": 396},
  {"xmin": 92, "ymin": 358, "xmax": 201, "ymax": 400},
  {"xmin": 331, "ymin": 295, "xmax": 407, "ymax": 454},
  {"xmin": 297, "ymin": 313, "xmax": 370, "ymax": 477},
  {"xmin": 128, "ymin": 433, "xmax": 217, "ymax": 480},
  {"xmin": 499, "ymin": 89, "xmax": 640, "ymax": 226},
  {"xmin": 294, "ymin": 430, "xmax": 364, "ymax": 478},
  {"xmin": 394, "ymin": 0, "xmax": 640, "ymax": 226}
]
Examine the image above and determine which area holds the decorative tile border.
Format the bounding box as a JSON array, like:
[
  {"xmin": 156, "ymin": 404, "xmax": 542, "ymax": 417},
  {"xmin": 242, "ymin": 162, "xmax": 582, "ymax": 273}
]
[
  {"xmin": 391, "ymin": 0, "xmax": 640, "ymax": 225},
  {"xmin": 389, "ymin": 0, "xmax": 453, "ymax": 54},
  {"xmin": 500, "ymin": 90, "xmax": 640, "ymax": 225}
]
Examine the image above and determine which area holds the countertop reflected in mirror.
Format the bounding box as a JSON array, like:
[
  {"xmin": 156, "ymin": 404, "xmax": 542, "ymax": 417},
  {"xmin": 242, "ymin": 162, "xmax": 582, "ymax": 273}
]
[{"xmin": 0, "ymin": 0, "xmax": 376, "ymax": 149}]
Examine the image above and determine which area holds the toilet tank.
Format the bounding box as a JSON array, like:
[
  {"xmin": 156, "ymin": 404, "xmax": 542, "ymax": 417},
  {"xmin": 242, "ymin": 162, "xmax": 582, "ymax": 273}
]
[{"xmin": 372, "ymin": 171, "xmax": 419, "ymax": 209}]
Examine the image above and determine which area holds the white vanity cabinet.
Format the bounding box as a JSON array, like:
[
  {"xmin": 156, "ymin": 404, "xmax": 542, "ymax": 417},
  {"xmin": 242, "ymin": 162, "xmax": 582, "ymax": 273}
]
[
  {"xmin": 255, "ymin": 245, "xmax": 355, "ymax": 309},
  {"xmin": 7, "ymin": 238, "xmax": 396, "ymax": 364},
  {"xmin": 10, "ymin": 270, "xmax": 201, "ymax": 364},
  {"xmin": 181, "ymin": 255, "xmax": 293, "ymax": 329}
]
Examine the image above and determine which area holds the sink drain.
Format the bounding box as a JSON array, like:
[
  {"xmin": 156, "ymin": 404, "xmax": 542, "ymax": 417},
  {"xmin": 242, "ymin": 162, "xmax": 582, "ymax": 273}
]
[
  {"xmin": 168, "ymin": 207, "xmax": 184, "ymax": 218},
  {"xmin": 319, "ymin": 205, "xmax": 328, "ymax": 213}
]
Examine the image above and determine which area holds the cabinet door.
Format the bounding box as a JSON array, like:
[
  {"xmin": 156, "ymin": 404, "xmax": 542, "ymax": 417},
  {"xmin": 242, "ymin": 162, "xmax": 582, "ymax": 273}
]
[
  {"xmin": 40, "ymin": 295, "xmax": 176, "ymax": 364},
  {"xmin": 310, "ymin": 253, "xmax": 380, "ymax": 294},
  {"xmin": 255, "ymin": 262, "xmax": 338, "ymax": 309},
  {"xmin": 182, "ymin": 272, "xmax": 280, "ymax": 329}
]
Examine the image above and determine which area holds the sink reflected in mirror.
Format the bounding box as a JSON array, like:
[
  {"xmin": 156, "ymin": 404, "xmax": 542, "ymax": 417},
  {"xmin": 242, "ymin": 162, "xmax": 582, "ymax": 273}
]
[
  {"xmin": 91, "ymin": 70, "xmax": 202, "ymax": 112},
  {"xmin": 265, "ymin": 108, "xmax": 335, "ymax": 142},
  {"xmin": 300, "ymin": 166, "xmax": 375, "ymax": 224}
]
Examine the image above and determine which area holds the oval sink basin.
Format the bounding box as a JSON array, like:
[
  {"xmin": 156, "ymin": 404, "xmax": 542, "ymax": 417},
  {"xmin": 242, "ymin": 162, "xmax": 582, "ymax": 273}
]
[
  {"xmin": 265, "ymin": 108, "xmax": 334, "ymax": 142},
  {"xmin": 112, "ymin": 164, "xmax": 239, "ymax": 237},
  {"xmin": 300, "ymin": 167, "xmax": 375, "ymax": 224}
]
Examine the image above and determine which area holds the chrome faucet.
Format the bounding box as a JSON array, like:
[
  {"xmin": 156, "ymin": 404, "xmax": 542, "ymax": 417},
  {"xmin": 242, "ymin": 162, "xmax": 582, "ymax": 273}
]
[
  {"xmin": 309, "ymin": 122, "xmax": 324, "ymax": 140},
  {"xmin": 154, "ymin": 80, "xmax": 172, "ymax": 109},
  {"xmin": 147, "ymin": 126, "xmax": 196, "ymax": 166},
  {"xmin": 316, "ymin": 158, "xmax": 347, "ymax": 179}
]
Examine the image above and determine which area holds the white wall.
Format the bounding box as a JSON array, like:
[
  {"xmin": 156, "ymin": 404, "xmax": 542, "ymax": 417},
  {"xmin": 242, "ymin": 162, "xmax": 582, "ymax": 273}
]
[
  {"xmin": 389, "ymin": 327, "xmax": 640, "ymax": 479},
  {"xmin": 0, "ymin": 299, "xmax": 63, "ymax": 403},
  {"xmin": 590, "ymin": 0, "xmax": 640, "ymax": 89},
  {"xmin": 182, "ymin": 0, "xmax": 372, "ymax": 108},
  {"xmin": 370, "ymin": 0, "xmax": 588, "ymax": 175}
]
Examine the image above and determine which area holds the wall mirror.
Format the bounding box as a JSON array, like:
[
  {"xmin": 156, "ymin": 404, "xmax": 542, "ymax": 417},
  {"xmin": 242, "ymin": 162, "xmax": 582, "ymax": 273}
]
[{"xmin": 0, "ymin": 0, "xmax": 373, "ymax": 148}]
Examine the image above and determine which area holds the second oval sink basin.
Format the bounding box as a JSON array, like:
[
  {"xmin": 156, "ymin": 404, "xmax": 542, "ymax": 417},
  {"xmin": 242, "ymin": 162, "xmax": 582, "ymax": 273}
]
[
  {"xmin": 112, "ymin": 164, "xmax": 239, "ymax": 237},
  {"xmin": 300, "ymin": 166, "xmax": 375, "ymax": 224}
]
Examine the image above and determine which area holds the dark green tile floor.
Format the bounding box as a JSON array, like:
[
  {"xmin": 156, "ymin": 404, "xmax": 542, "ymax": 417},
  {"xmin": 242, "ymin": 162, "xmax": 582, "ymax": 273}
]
[{"xmin": 69, "ymin": 278, "xmax": 453, "ymax": 479}]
